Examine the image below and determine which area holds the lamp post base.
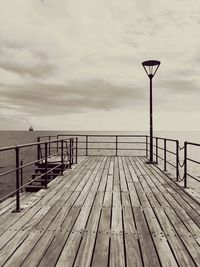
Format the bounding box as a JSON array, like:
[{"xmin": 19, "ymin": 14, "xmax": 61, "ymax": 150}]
[{"xmin": 145, "ymin": 160, "xmax": 157, "ymax": 165}]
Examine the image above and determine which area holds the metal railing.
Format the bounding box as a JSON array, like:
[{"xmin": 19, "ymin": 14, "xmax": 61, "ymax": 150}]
[
  {"xmin": 57, "ymin": 134, "xmax": 148, "ymax": 157},
  {"xmin": 1, "ymin": 133, "xmax": 200, "ymax": 212},
  {"xmin": 183, "ymin": 141, "xmax": 200, "ymax": 188},
  {"xmin": 0, "ymin": 137, "xmax": 78, "ymax": 212},
  {"xmin": 150, "ymin": 136, "xmax": 179, "ymax": 181}
]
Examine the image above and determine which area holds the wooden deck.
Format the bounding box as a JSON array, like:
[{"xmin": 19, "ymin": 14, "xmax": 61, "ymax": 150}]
[{"xmin": 0, "ymin": 156, "xmax": 200, "ymax": 267}]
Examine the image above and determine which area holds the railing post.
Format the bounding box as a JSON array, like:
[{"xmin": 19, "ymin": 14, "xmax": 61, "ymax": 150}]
[
  {"xmin": 48, "ymin": 136, "xmax": 51, "ymax": 156},
  {"xmin": 20, "ymin": 160, "xmax": 23, "ymax": 193},
  {"xmin": 156, "ymin": 137, "xmax": 158, "ymax": 164},
  {"xmin": 184, "ymin": 142, "xmax": 187, "ymax": 188},
  {"xmin": 71, "ymin": 138, "xmax": 74, "ymax": 165},
  {"xmin": 146, "ymin": 136, "xmax": 148, "ymax": 157},
  {"xmin": 86, "ymin": 135, "xmax": 88, "ymax": 156},
  {"xmin": 57, "ymin": 136, "xmax": 59, "ymax": 153},
  {"xmin": 37, "ymin": 137, "xmax": 40, "ymax": 161},
  {"xmin": 75, "ymin": 137, "xmax": 78, "ymax": 164},
  {"xmin": 69, "ymin": 139, "xmax": 72, "ymax": 168},
  {"xmin": 115, "ymin": 136, "xmax": 118, "ymax": 156},
  {"xmin": 14, "ymin": 146, "xmax": 21, "ymax": 212},
  {"xmin": 44, "ymin": 143, "xmax": 48, "ymax": 189},
  {"xmin": 61, "ymin": 140, "xmax": 64, "ymax": 175},
  {"xmin": 164, "ymin": 139, "xmax": 167, "ymax": 171},
  {"xmin": 176, "ymin": 140, "xmax": 179, "ymax": 181}
]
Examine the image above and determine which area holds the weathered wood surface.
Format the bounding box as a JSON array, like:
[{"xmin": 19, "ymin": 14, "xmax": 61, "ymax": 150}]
[{"xmin": 0, "ymin": 156, "xmax": 200, "ymax": 266}]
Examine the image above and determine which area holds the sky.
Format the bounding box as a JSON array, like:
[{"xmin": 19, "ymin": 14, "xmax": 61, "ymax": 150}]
[{"xmin": 0, "ymin": 0, "xmax": 200, "ymax": 131}]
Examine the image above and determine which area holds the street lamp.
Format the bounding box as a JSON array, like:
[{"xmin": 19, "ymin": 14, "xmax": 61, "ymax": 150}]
[{"xmin": 142, "ymin": 60, "xmax": 161, "ymax": 164}]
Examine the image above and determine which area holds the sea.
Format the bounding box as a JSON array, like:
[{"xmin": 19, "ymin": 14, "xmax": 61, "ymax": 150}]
[{"xmin": 0, "ymin": 130, "xmax": 200, "ymax": 200}]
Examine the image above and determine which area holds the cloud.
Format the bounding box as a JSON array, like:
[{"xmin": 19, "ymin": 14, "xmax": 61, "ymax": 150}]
[
  {"xmin": 0, "ymin": 79, "xmax": 144, "ymax": 116},
  {"xmin": 0, "ymin": 0, "xmax": 200, "ymax": 130},
  {"xmin": 0, "ymin": 60, "xmax": 56, "ymax": 79}
]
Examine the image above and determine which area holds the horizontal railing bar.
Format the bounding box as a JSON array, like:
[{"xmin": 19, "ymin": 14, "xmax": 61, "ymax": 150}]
[
  {"xmin": 187, "ymin": 157, "xmax": 200, "ymax": 165},
  {"xmin": 186, "ymin": 172, "xmax": 200, "ymax": 181},
  {"xmin": 0, "ymin": 189, "xmax": 20, "ymax": 203},
  {"xmin": 76, "ymin": 147, "xmax": 146, "ymax": 151},
  {"xmin": 0, "ymin": 167, "xmax": 17, "ymax": 178},
  {"xmin": 76, "ymin": 141, "xmax": 146, "ymax": 144},
  {"xmin": 152, "ymin": 136, "xmax": 177, "ymax": 142},
  {"xmin": 186, "ymin": 141, "xmax": 200, "ymax": 147},
  {"xmin": 0, "ymin": 137, "xmax": 72, "ymax": 151},
  {"xmin": 57, "ymin": 134, "xmax": 148, "ymax": 138}
]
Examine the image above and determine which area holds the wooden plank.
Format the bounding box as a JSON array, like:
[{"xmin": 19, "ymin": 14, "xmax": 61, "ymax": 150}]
[
  {"xmin": 165, "ymin": 208, "xmax": 200, "ymax": 267},
  {"xmin": 106, "ymin": 157, "xmax": 114, "ymax": 192},
  {"xmin": 118, "ymin": 157, "xmax": 128, "ymax": 192},
  {"xmin": 133, "ymin": 206, "xmax": 161, "ymax": 267},
  {"xmin": 110, "ymin": 206, "xmax": 125, "ymax": 267},
  {"xmin": 92, "ymin": 207, "xmax": 111, "ymax": 266},
  {"xmin": 125, "ymin": 233, "xmax": 143, "ymax": 267},
  {"xmin": 143, "ymin": 207, "xmax": 178, "ymax": 267},
  {"xmin": 126, "ymin": 157, "xmax": 139, "ymax": 182},
  {"xmin": 113, "ymin": 157, "xmax": 120, "ymax": 192},
  {"xmin": 72, "ymin": 207, "xmax": 102, "ymax": 267},
  {"xmin": 154, "ymin": 206, "xmax": 196, "ymax": 267},
  {"xmin": 38, "ymin": 206, "xmax": 81, "ymax": 267}
]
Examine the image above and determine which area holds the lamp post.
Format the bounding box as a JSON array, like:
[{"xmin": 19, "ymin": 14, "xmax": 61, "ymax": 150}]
[{"xmin": 142, "ymin": 60, "xmax": 161, "ymax": 164}]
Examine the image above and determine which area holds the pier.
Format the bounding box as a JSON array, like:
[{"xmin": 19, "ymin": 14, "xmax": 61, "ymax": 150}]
[{"xmin": 0, "ymin": 135, "xmax": 200, "ymax": 266}]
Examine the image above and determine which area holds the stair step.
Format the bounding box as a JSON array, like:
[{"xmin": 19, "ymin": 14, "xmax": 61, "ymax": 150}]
[
  {"xmin": 32, "ymin": 173, "xmax": 59, "ymax": 177},
  {"xmin": 25, "ymin": 184, "xmax": 45, "ymax": 192},
  {"xmin": 32, "ymin": 179, "xmax": 53, "ymax": 183},
  {"xmin": 35, "ymin": 167, "xmax": 62, "ymax": 171}
]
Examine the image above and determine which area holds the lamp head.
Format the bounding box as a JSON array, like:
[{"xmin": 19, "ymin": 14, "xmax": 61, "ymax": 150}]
[{"xmin": 142, "ymin": 60, "xmax": 161, "ymax": 78}]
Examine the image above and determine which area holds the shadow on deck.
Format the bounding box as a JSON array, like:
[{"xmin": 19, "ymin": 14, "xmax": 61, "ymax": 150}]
[{"xmin": 0, "ymin": 156, "xmax": 200, "ymax": 267}]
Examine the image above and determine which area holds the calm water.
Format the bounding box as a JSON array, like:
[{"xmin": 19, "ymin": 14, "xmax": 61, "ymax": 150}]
[{"xmin": 0, "ymin": 130, "xmax": 200, "ymax": 199}]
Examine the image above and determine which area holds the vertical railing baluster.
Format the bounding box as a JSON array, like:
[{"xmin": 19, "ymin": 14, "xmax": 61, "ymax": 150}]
[
  {"xmin": 115, "ymin": 136, "xmax": 118, "ymax": 156},
  {"xmin": 49, "ymin": 136, "xmax": 51, "ymax": 156},
  {"xmin": 20, "ymin": 160, "xmax": 23, "ymax": 193},
  {"xmin": 69, "ymin": 139, "xmax": 72, "ymax": 168},
  {"xmin": 15, "ymin": 146, "xmax": 20, "ymax": 212},
  {"xmin": 156, "ymin": 137, "xmax": 158, "ymax": 164},
  {"xmin": 184, "ymin": 142, "xmax": 187, "ymax": 188},
  {"xmin": 176, "ymin": 140, "xmax": 179, "ymax": 181},
  {"xmin": 72, "ymin": 138, "xmax": 74, "ymax": 165},
  {"xmin": 45, "ymin": 143, "xmax": 48, "ymax": 189},
  {"xmin": 76, "ymin": 137, "xmax": 78, "ymax": 164},
  {"xmin": 37, "ymin": 137, "xmax": 40, "ymax": 161},
  {"xmin": 146, "ymin": 136, "xmax": 148, "ymax": 157},
  {"xmin": 61, "ymin": 140, "xmax": 64, "ymax": 175},
  {"xmin": 164, "ymin": 139, "xmax": 167, "ymax": 171},
  {"xmin": 86, "ymin": 136, "xmax": 88, "ymax": 156}
]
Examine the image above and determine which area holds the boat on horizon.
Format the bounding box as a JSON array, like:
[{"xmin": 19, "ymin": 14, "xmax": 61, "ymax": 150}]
[{"xmin": 29, "ymin": 126, "xmax": 33, "ymax": 131}]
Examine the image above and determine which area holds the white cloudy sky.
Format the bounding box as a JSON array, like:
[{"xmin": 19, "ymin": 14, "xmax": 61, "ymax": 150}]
[{"xmin": 0, "ymin": 0, "xmax": 200, "ymax": 131}]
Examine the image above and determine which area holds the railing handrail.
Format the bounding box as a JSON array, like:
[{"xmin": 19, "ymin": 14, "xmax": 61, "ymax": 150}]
[
  {"xmin": 0, "ymin": 137, "xmax": 78, "ymax": 211},
  {"xmin": 0, "ymin": 137, "xmax": 72, "ymax": 152}
]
